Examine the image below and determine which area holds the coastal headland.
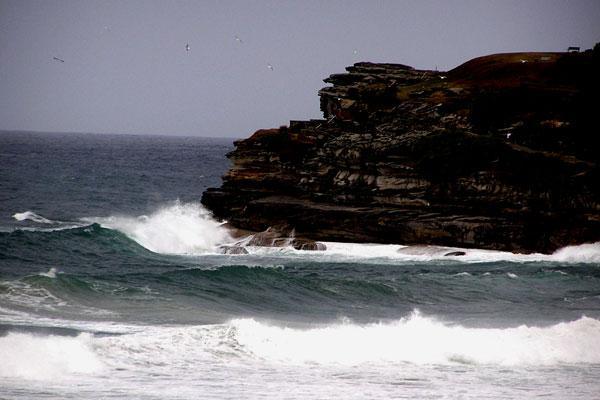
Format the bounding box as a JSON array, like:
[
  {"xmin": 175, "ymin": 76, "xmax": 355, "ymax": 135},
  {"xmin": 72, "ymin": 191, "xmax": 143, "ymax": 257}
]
[{"xmin": 202, "ymin": 48, "xmax": 599, "ymax": 253}]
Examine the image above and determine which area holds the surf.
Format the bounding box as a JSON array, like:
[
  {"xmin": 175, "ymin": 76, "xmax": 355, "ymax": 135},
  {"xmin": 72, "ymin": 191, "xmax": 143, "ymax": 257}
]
[
  {"xmin": 82, "ymin": 201, "xmax": 232, "ymax": 254},
  {"xmin": 2, "ymin": 310, "xmax": 599, "ymax": 383}
]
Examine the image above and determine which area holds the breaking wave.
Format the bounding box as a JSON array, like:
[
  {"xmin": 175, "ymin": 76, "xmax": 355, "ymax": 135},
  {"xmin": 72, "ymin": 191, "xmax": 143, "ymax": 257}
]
[
  {"xmin": 0, "ymin": 331, "xmax": 104, "ymax": 380},
  {"xmin": 232, "ymin": 312, "xmax": 600, "ymax": 366},
  {"xmin": 2, "ymin": 311, "xmax": 599, "ymax": 382},
  {"xmin": 8, "ymin": 204, "xmax": 600, "ymax": 262},
  {"xmin": 82, "ymin": 201, "xmax": 232, "ymax": 254}
]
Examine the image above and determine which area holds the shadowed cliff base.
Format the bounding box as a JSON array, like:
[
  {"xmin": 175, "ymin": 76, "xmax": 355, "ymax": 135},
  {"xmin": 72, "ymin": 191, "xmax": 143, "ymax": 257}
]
[{"xmin": 202, "ymin": 47, "xmax": 600, "ymax": 254}]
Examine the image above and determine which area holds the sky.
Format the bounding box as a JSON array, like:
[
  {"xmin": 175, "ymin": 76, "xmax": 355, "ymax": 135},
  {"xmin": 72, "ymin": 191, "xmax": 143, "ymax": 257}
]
[{"xmin": 0, "ymin": 0, "xmax": 599, "ymax": 138}]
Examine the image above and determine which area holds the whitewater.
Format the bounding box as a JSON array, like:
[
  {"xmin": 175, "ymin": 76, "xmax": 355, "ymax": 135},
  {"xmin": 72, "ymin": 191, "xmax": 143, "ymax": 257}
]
[{"xmin": 1, "ymin": 131, "xmax": 599, "ymax": 399}]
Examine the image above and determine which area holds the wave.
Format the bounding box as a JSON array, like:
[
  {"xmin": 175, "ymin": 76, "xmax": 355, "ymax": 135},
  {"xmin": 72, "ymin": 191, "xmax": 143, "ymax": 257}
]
[
  {"xmin": 12, "ymin": 211, "xmax": 54, "ymax": 224},
  {"xmin": 39, "ymin": 267, "xmax": 58, "ymax": 278},
  {"xmin": 0, "ymin": 331, "xmax": 104, "ymax": 380},
  {"xmin": 233, "ymin": 312, "xmax": 600, "ymax": 366},
  {"xmin": 7, "ymin": 204, "xmax": 600, "ymax": 262},
  {"xmin": 82, "ymin": 201, "xmax": 232, "ymax": 254},
  {"xmin": 2, "ymin": 311, "xmax": 599, "ymax": 381}
]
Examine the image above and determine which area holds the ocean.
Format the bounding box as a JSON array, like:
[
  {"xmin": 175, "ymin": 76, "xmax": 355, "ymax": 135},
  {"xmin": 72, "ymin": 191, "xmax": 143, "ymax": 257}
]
[{"xmin": 1, "ymin": 131, "xmax": 599, "ymax": 399}]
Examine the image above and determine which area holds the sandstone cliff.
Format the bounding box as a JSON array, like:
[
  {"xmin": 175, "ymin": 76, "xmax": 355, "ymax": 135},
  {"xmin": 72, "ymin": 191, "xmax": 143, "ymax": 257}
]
[{"xmin": 202, "ymin": 49, "xmax": 600, "ymax": 253}]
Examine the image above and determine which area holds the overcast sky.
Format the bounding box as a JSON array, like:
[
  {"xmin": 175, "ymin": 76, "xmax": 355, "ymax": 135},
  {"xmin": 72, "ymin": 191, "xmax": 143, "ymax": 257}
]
[{"xmin": 1, "ymin": 0, "xmax": 599, "ymax": 138}]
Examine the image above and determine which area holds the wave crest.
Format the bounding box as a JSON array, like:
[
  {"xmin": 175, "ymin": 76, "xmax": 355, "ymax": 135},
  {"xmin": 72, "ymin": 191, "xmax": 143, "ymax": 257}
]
[
  {"xmin": 232, "ymin": 312, "xmax": 600, "ymax": 366},
  {"xmin": 0, "ymin": 332, "xmax": 104, "ymax": 380},
  {"xmin": 13, "ymin": 211, "xmax": 54, "ymax": 224},
  {"xmin": 83, "ymin": 201, "xmax": 232, "ymax": 254}
]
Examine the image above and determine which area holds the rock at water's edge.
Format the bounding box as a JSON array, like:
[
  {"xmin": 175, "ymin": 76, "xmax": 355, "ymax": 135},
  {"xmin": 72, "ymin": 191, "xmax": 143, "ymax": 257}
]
[{"xmin": 203, "ymin": 49, "xmax": 600, "ymax": 253}]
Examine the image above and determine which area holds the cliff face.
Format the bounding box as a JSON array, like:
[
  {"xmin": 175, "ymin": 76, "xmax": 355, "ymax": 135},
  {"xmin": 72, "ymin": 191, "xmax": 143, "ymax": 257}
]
[{"xmin": 202, "ymin": 50, "xmax": 600, "ymax": 253}]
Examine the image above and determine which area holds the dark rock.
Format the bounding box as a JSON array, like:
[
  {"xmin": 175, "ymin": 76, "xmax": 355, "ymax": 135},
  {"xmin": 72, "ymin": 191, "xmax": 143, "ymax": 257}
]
[
  {"xmin": 444, "ymin": 251, "xmax": 467, "ymax": 257},
  {"xmin": 245, "ymin": 226, "xmax": 294, "ymax": 247},
  {"xmin": 291, "ymin": 239, "xmax": 327, "ymax": 251},
  {"xmin": 203, "ymin": 49, "xmax": 600, "ymax": 254},
  {"xmin": 218, "ymin": 245, "xmax": 249, "ymax": 255}
]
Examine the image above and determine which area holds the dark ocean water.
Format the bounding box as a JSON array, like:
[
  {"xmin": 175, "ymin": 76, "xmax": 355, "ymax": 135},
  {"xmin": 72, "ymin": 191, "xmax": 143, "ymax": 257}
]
[{"xmin": 1, "ymin": 131, "xmax": 599, "ymax": 399}]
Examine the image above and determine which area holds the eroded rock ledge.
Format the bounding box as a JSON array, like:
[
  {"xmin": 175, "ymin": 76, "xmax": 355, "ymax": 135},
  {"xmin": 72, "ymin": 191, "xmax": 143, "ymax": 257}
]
[{"xmin": 203, "ymin": 50, "xmax": 600, "ymax": 253}]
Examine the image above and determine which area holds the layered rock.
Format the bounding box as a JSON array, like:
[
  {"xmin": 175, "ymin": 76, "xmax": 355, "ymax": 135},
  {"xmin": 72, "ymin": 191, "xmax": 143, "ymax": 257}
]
[{"xmin": 202, "ymin": 49, "xmax": 600, "ymax": 253}]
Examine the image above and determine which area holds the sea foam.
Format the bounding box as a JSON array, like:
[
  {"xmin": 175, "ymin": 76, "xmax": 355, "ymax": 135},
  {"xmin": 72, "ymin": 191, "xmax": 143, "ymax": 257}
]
[
  {"xmin": 318, "ymin": 241, "xmax": 600, "ymax": 264},
  {"xmin": 0, "ymin": 332, "xmax": 104, "ymax": 380}
]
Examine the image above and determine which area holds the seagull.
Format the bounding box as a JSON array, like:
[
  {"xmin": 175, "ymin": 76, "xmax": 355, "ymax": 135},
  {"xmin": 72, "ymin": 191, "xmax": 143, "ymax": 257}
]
[
  {"xmin": 235, "ymin": 35, "xmax": 242, "ymax": 43},
  {"xmin": 353, "ymin": 49, "xmax": 358, "ymax": 55},
  {"xmin": 506, "ymin": 132, "xmax": 512, "ymax": 139},
  {"xmin": 185, "ymin": 43, "xmax": 190, "ymax": 52},
  {"xmin": 267, "ymin": 63, "xmax": 273, "ymax": 71},
  {"xmin": 53, "ymin": 56, "xmax": 65, "ymax": 63}
]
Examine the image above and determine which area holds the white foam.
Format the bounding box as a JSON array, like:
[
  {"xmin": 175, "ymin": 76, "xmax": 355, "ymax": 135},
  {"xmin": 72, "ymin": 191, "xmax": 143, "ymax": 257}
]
[
  {"xmin": 454, "ymin": 272, "xmax": 472, "ymax": 277},
  {"xmin": 232, "ymin": 312, "xmax": 600, "ymax": 366},
  {"xmin": 551, "ymin": 242, "xmax": 600, "ymax": 263},
  {"xmin": 12, "ymin": 211, "xmax": 54, "ymax": 224},
  {"xmin": 0, "ymin": 332, "xmax": 104, "ymax": 380},
  {"xmin": 0, "ymin": 280, "xmax": 67, "ymax": 311},
  {"xmin": 2, "ymin": 311, "xmax": 599, "ymax": 384},
  {"xmin": 83, "ymin": 201, "xmax": 232, "ymax": 254},
  {"xmin": 39, "ymin": 267, "xmax": 58, "ymax": 278},
  {"xmin": 284, "ymin": 241, "xmax": 600, "ymax": 264}
]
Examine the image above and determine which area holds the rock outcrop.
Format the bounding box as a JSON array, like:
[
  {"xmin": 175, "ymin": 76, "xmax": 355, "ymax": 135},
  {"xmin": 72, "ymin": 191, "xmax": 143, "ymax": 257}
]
[{"xmin": 202, "ymin": 49, "xmax": 600, "ymax": 253}]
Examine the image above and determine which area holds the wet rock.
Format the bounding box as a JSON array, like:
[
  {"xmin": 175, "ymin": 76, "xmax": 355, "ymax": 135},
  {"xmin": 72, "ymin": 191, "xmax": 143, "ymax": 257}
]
[
  {"xmin": 291, "ymin": 239, "xmax": 327, "ymax": 251},
  {"xmin": 245, "ymin": 227, "xmax": 293, "ymax": 247},
  {"xmin": 218, "ymin": 245, "xmax": 249, "ymax": 255},
  {"xmin": 444, "ymin": 251, "xmax": 466, "ymax": 257}
]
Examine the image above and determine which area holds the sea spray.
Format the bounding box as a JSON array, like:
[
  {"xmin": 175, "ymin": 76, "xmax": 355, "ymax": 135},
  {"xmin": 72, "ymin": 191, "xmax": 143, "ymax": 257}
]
[{"xmin": 82, "ymin": 201, "xmax": 232, "ymax": 254}]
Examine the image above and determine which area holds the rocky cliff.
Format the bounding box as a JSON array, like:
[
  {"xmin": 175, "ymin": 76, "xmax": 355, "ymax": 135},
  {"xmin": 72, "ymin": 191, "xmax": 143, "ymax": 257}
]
[{"xmin": 202, "ymin": 49, "xmax": 600, "ymax": 253}]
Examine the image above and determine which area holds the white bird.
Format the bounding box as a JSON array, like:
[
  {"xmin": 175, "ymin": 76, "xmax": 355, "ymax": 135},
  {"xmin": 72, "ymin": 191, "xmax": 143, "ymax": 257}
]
[
  {"xmin": 185, "ymin": 43, "xmax": 190, "ymax": 52},
  {"xmin": 353, "ymin": 49, "xmax": 358, "ymax": 55},
  {"xmin": 235, "ymin": 35, "xmax": 243, "ymax": 43},
  {"xmin": 267, "ymin": 63, "xmax": 273, "ymax": 71},
  {"xmin": 506, "ymin": 133, "xmax": 512, "ymax": 139}
]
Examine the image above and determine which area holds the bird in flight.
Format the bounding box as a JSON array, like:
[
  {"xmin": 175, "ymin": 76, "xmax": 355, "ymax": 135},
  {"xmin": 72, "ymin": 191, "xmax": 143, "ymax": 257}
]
[
  {"xmin": 267, "ymin": 63, "xmax": 273, "ymax": 71},
  {"xmin": 53, "ymin": 56, "xmax": 65, "ymax": 63},
  {"xmin": 185, "ymin": 43, "xmax": 190, "ymax": 52},
  {"xmin": 234, "ymin": 35, "xmax": 242, "ymax": 43}
]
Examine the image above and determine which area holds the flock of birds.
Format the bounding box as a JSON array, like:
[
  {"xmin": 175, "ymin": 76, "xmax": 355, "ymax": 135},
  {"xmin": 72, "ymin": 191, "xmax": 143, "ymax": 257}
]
[{"xmin": 52, "ymin": 34, "xmax": 360, "ymax": 72}]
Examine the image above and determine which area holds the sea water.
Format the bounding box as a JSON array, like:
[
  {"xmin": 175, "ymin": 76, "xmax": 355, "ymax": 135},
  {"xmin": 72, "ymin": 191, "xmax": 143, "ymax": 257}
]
[{"xmin": 1, "ymin": 131, "xmax": 599, "ymax": 399}]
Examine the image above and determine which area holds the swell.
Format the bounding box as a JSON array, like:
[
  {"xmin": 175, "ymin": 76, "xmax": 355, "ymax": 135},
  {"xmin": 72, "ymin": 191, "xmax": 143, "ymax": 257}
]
[
  {"xmin": 0, "ymin": 223, "xmax": 156, "ymax": 271},
  {"xmin": 2, "ymin": 264, "xmax": 599, "ymax": 326}
]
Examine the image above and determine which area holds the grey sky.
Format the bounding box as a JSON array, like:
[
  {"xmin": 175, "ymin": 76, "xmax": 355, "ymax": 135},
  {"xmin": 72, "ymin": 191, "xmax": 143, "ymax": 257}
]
[{"xmin": 1, "ymin": 0, "xmax": 599, "ymax": 138}]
